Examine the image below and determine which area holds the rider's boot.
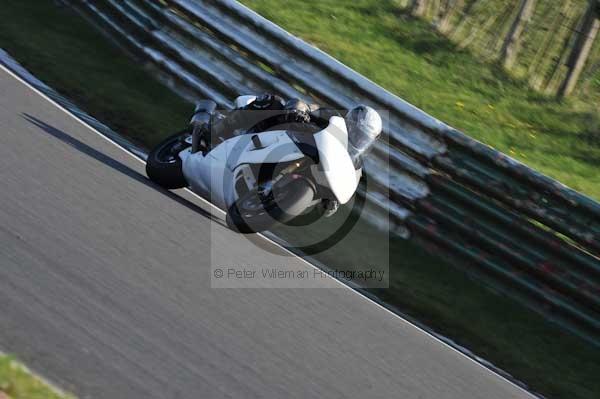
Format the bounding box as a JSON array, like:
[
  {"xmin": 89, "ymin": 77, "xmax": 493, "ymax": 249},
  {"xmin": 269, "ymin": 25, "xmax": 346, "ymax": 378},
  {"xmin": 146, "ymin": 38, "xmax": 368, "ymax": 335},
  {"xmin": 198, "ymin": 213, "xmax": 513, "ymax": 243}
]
[
  {"xmin": 190, "ymin": 100, "xmax": 217, "ymax": 153},
  {"xmin": 323, "ymin": 199, "xmax": 339, "ymax": 218}
]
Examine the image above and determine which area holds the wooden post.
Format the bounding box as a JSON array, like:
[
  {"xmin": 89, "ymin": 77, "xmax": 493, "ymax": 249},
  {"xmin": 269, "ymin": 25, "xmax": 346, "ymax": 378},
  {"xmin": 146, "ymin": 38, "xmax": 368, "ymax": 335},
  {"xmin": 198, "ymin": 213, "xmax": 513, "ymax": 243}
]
[
  {"xmin": 558, "ymin": 0, "xmax": 600, "ymax": 97},
  {"xmin": 500, "ymin": 0, "xmax": 537, "ymax": 70},
  {"xmin": 437, "ymin": 0, "xmax": 463, "ymax": 34},
  {"xmin": 410, "ymin": 0, "xmax": 429, "ymax": 17}
]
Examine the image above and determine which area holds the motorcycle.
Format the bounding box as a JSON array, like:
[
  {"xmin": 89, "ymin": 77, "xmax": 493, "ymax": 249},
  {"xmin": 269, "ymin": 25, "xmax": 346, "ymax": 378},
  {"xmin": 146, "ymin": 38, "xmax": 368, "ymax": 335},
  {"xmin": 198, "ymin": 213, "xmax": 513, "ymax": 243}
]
[{"xmin": 145, "ymin": 95, "xmax": 381, "ymax": 233}]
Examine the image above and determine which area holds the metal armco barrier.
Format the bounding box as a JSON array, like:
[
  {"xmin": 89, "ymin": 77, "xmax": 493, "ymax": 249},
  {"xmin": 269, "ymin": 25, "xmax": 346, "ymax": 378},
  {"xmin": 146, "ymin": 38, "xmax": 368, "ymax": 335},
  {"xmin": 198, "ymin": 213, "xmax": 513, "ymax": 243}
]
[{"xmin": 75, "ymin": 0, "xmax": 600, "ymax": 345}]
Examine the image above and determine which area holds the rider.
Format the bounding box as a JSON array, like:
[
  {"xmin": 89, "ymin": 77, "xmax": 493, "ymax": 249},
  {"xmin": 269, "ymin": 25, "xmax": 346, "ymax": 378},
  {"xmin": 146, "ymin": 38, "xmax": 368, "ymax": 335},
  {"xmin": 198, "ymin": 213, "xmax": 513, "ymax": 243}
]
[
  {"xmin": 211, "ymin": 94, "xmax": 316, "ymax": 140},
  {"xmin": 227, "ymin": 94, "xmax": 382, "ymax": 166}
]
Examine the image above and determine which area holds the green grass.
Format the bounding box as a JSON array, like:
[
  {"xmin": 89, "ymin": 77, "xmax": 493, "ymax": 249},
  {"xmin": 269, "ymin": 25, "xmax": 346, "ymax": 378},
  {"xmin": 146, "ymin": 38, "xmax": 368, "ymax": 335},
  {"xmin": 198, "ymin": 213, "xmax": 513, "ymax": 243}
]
[
  {"xmin": 1, "ymin": 1, "xmax": 600, "ymax": 399},
  {"xmin": 240, "ymin": 0, "xmax": 600, "ymax": 200},
  {"xmin": 0, "ymin": 1, "xmax": 190, "ymax": 149},
  {"xmin": 0, "ymin": 355, "xmax": 73, "ymax": 399}
]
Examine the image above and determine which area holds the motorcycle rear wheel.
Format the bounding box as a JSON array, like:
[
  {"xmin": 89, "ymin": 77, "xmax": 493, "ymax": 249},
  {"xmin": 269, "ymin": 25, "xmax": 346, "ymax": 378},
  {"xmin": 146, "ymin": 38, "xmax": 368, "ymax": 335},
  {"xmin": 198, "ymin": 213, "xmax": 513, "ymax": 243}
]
[
  {"xmin": 226, "ymin": 177, "xmax": 315, "ymax": 233},
  {"xmin": 146, "ymin": 130, "xmax": 190, "ymax": 189}
]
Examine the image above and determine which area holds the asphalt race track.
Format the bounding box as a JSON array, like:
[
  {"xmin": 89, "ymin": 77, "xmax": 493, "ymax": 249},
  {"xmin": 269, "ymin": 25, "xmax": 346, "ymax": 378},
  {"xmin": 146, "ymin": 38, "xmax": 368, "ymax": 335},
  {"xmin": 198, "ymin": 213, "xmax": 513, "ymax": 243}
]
[{"xmin": 0, "ymin": 67, "xmax": 531, "ymax": 398}]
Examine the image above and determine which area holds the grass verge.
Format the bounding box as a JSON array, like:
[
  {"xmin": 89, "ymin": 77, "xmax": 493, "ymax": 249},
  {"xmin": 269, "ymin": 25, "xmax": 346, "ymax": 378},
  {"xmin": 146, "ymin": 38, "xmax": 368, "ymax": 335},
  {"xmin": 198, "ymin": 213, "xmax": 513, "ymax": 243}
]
[
  {"xmin": 240, "ymin": 0, "xmax": 600, "ymax": 200},
  {"xmin": 0, "ymin": 355, "xmax": 73, "ymax": 399},
  {"xmin": 0, "ymin": 1, "xmax": 190, "ymax": 149},
  {"xmin": 1, "ymin": 2, "xmax": 599, "ymax": 399}
]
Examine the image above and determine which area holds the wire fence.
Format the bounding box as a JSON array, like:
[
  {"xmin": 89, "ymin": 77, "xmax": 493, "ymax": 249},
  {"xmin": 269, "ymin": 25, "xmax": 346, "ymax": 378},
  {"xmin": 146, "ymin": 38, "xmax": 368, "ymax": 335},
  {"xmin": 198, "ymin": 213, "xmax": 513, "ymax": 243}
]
[{"xmin": 398, "ymin": 0, "xmax": 600, "ymax": 97}]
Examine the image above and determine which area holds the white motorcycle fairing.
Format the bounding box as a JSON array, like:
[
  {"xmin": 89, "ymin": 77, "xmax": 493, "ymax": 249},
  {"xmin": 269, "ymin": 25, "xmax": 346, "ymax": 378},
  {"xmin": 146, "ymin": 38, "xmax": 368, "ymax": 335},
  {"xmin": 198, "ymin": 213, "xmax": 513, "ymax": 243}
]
[
  {"xmin": 312, "ymin": 116, "xmax": 360, "ymax": 204},
  {"xmin": 179, "ymin": 115, "xmax": 360, "ymax": 210},
  {"xmin": 179, "ymin": 130, "xmax": 304, "ymax": 209}
]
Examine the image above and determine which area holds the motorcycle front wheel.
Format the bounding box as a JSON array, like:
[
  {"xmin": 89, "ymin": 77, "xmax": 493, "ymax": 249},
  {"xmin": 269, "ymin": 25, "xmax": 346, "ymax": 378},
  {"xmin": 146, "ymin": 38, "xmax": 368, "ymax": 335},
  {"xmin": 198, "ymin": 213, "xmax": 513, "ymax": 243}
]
[
  {"xmin": 226, "ymin": 177, "xmax": 315, "ymax": 234},
  {"xmin": 146, "ymin": 129, "xmax": 190, "ymax": 189}
]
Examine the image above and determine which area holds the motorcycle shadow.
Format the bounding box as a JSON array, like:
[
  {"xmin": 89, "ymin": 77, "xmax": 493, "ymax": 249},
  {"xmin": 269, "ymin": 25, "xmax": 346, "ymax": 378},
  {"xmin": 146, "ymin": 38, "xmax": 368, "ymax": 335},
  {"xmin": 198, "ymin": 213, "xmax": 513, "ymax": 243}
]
[{"xmin": 22, "ymin": 113, "xmax": 226, "ymax": 227}]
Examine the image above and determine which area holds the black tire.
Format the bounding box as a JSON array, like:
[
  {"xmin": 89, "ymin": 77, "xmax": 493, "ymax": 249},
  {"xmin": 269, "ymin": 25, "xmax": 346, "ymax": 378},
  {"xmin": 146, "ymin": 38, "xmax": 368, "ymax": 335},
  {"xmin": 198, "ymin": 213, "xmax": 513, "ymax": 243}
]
[
  {"xmin": 226, "ymin": 177, "xmax": 315, "ymax": 233},
  {"xmin": 146, "ymin": 130, "xmax": 190, "ymax": 189}
]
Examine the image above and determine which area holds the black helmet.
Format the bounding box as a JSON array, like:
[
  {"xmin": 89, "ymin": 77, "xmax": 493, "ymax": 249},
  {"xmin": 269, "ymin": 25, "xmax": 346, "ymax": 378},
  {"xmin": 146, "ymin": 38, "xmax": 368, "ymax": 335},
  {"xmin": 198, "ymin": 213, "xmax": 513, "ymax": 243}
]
[
  {"xmin": 284, "ymin": 98, "xmax": 311, "ymax": 113},
  {"xmin": 251, "ymin": 93, "xmax": 286, "ymax": 110}
]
